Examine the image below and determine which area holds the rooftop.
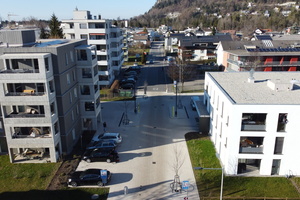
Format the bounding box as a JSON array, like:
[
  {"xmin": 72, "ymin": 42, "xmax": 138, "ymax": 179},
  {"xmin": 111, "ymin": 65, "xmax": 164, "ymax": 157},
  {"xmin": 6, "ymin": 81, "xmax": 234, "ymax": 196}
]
[{"xmin": 208, "ymin": 72, "xmax": 300, "ymax": 105}]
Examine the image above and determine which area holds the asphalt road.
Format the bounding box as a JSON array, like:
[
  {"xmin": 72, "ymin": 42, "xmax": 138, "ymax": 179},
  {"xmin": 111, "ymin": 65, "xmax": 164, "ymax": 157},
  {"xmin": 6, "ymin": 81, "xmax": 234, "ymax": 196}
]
[{"xmin": 76, "ymin": 42, "xmax": 201, "ymax": 200}]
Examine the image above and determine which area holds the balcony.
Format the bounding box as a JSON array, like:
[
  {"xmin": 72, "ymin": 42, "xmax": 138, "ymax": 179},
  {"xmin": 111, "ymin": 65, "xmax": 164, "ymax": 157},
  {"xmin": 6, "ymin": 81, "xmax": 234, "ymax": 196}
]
[
  {"xmin": 239, "ymin": 137, "xmax": 264, "ymax": 154},
  {"xmin": 227, "ymin": 59, "xmax": 300, "ymax": 68},
  {"xmin": 241, "ymin": 113, "xmax": 266, "ymax": 131},
  {"xmin": 12, "ymin": 127, "xmax": 52, "ymax": 139}
]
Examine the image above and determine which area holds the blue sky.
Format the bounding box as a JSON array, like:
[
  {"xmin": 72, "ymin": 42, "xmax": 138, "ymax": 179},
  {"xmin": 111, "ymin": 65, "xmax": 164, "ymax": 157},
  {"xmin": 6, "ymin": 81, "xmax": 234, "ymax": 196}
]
[{"xmin": 0, "ymin": 0, "xmax": 157, "ymax": 21}]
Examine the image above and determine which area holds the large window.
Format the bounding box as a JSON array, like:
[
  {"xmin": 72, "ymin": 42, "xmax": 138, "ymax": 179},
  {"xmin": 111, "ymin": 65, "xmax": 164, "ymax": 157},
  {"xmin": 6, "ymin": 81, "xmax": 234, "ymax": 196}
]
[
  {"xmin": 77, "ymin": 50, "xmax": 87, "ymax": 61},
  {"xmin": 277, "ymin": 113, "xmax": 288, "ymax": 132},
  {"xmin": 274, "ymin": 137, "xmax": 284, "ymax": 154},
  {"xmin": 241, "ymin": 113, "xmax": 267, "ymax": 131}
]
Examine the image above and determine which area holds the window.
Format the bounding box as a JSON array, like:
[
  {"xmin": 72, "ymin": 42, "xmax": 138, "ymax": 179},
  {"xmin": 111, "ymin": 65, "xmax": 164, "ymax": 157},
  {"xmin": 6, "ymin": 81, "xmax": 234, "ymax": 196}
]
[
  {"xmin": 274, "ymin": 137, "xmax": 284, "ymax": 154},
  {"xmin": 65, "ymin": 53, "xmax": 68, "ymax": 65},
  {"xmin": 81, "ymin": 85, "xmax": 90, "ymax": 95},
  {"xmin": 83, "ymin": 118, "xmax": 92, "ymax": 128},
  {"xmin": 85, "ymin": 102, "xmax": 95, "ymax": 111},
  {"xmin": 54, "ymin": 122, "xmax": 59, "ymax": 135},
  {"xmin": 277, "ymin": 113, "xmax": 287, "ymax": 132},
  {"xmin": 71, "ymin": 110, "xmax": 74, "ymax": 121},
  {"xmin": 72, "ymin": 129, "xmax": 76, "ymax": 140},
  {"xmin": 80, "ymin": 34, "xmax": 88, "ymax": 39},
  {"xmin": 76, "ymin": 105, "xmax": 79, "ymax": 115},
  {"xmin": 82, "ymin": 68, "xmax": 92, "ymax": 78},
  {"xmin": 74, "ymin": 88, "xmax": 77, "ymax": 98},
  {"xmin": 77, "ymin": 50, "xmax": 87, "ymax": 61},
  {"xmin": 69, "ymin": 92, "xmax": 72, "ymax": 103},
  {"xmin": 79, "ymin": 23, "xmax": 87, "ymax": 29},
  {"xmin": 44, "ymin": 57, "xmax": 49, "ymax": 71},
  {"xmin": 271, "ymin": 159, "xmax": 281, "ymax": 175},
  {"xmin": 50, "ymin": 102, "xmax": 56, "ymax": 115},
  {"xmin": 67, "ymin": 73, "xmax": 70, "ymax": 84},
  {"xmin": 221, "ymin": 102, "xmax": 224, "ymax": 117},
  {"xmin": 72, "ymin": 70, "xmax": 76, "ymax": 81},
  {"xmin": 70, "ymin": 51, "xmax": 74, "ymax": 62}
]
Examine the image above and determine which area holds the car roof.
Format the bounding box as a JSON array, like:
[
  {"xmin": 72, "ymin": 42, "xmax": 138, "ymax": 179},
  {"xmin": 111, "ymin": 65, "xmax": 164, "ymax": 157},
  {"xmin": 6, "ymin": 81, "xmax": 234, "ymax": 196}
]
[{"xmin": 102, "ymin": 132, "xmax": 120, "ymax": 136}]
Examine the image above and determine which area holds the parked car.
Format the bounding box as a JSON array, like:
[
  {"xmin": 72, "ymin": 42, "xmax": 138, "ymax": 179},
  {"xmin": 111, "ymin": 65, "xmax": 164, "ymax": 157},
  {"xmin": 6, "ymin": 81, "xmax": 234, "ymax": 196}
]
[
  {"xmin": 68, "ymin": 168, "xmax": 112, "ymax": 187},
  {"xmin": 126, "ymin": 65, "xmax": 141, "ymax": 73},
  {"xmin": 120, "ymin": 78, "xmax": 136, "ymax": 85},
  {"xmin": 83, "ymin": 148, "xmax": 119, "ymax": 163},
  {"xmin": 124, "ymin": 70, "xmax": 138, "ymax": 77},
  {"xmin": 86, "ymin": 140, "xmax": 116, "ymax": 150},
  {"xmin": 126, "ymin": 74, "xmax": 138, "ymax": 80},
  {"xmin": 120, "ymin": 83, "xmax": 134, "ymax": 89},
  {"xmin": 97, "ymin": 132, "xmax": 122, "ymax": 144}
]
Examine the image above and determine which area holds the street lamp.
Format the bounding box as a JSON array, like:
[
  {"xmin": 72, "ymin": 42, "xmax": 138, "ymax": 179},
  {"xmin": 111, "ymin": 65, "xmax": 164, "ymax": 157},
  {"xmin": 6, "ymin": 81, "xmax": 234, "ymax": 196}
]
[
  {"xmin": 174, "ymin": 80, "xmax": 178, "ymax": 117},
  {"xmin": 194, "ymin": 167, "xmax": 224, "ymax": 200}
]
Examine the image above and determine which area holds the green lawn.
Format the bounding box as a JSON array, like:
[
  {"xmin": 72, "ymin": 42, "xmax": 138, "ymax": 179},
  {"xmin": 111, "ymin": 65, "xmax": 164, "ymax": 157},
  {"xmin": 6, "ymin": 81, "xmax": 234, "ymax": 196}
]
[
  {"xmin": 187, "ymin": 136, "xmax": 300, "ymax": 199},
  {"xmin": 0, "ymin": 155, "xmax": 60, "ymax": 192},
  {"xmin": 0, "ymin": 155, "xmax": 109, "ymax": 200}
]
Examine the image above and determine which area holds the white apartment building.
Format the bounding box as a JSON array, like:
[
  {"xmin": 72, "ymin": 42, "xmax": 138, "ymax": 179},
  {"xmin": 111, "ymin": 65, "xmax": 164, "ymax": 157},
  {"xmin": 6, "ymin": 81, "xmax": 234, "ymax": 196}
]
[
  {"xmin": 62, "ymin": 9, "xmax": 124, "ymax": 88},
  {"xmin": 204, "ymin": 71, "xmax": 300, "ymax": 176},
  {"xmin": 0, "ymin": 29, "xmax": 101, "ymax": 163}
]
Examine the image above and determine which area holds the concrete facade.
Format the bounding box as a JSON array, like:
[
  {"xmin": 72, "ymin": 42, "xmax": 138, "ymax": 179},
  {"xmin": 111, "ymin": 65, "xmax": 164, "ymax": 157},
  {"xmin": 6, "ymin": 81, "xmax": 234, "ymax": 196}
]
[
  {"xmin": 62, "ymin": 10, "xmax": 124, "ymax": 88},
  {"xmin": 204, "ymin": 71, "xmax": 300, "ymax": 176},
  {"xmin": 0, "ymin": 29, "xmax": 100, "ymax": 163}
]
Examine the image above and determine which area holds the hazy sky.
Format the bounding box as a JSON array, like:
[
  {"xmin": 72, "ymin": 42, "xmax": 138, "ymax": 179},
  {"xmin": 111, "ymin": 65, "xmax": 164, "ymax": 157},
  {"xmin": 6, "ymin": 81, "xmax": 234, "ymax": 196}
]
[{"xmin": 0, "ymin": 0, "xmax": 157, "ymax": 21}]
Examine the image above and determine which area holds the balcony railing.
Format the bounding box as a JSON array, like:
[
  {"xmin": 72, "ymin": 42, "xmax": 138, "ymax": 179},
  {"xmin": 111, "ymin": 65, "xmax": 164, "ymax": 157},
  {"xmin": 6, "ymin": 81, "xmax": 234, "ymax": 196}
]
[
  {"xmin": 5, "ymin": 92, "xmax": 45, "ymax": 96},
  {"xmin": 0, "ymin": 69, "xmax": 39, "ymax": 74},
  {"xmin": 6, "ymin": 113, "xmax": 45, "ymax": 118},
  {"xmin": 239, "ymin": 146, "xmax": 264, "ymax": 154},
  {"xmin": 228, "ymin": 59, "xmax": 300, "ymax": 67},
  {"xmin": 241, "ymin": 121, "xmax": 266, "ymax": 131}
]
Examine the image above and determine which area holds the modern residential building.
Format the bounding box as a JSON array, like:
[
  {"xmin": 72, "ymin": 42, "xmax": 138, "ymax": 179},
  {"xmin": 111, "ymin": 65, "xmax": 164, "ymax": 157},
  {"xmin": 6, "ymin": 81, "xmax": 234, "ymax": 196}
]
[
  {"xmin": 62, "ymin": 9, "xmax": 124, "ymax": 88},
  {"xmin": 178, "ymin": 35, "xmax": 232, "ymax": 62},
  {"xmin": 216, "ymin": 35, "xmax": 300, "ymax": 72},
  {"xmin": 0, "ymin": 29, "xmax": 101, "ymax": 163},
  {"xmin": 204, "ymin": 71, "xmax": 300, "ymax": 176}
]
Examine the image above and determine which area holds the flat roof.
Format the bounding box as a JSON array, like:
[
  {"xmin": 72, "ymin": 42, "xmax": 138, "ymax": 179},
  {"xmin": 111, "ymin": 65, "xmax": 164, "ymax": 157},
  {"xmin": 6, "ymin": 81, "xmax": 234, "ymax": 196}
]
[{"xmin": 208, "ymin": 72, "xmax": 300, "ymax": 105}]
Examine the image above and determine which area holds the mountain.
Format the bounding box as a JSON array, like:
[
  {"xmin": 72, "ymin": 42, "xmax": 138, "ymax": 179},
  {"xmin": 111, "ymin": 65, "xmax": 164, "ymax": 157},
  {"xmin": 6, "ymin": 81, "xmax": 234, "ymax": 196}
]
[{"xmin": 129, "ymin": 0, "xmax": 300, "ymax": 35}]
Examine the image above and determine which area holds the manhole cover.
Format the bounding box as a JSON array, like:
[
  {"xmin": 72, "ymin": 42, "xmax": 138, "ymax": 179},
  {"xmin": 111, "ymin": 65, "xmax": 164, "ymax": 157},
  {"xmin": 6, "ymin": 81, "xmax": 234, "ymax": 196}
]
[{"xmin": 152, "ymin": 162, "xmax": 156, "ymax": 164}]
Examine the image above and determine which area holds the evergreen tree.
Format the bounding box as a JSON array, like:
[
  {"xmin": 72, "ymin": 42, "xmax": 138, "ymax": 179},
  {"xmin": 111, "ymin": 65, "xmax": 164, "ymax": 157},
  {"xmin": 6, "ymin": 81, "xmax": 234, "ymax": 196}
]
[
  {"xmin": 49, "ymin": 14, "xmax": 63, "ymax": 39},
  {"xmin": 39, "ymin": 27, "xmax": 49, "ymax": 39}
]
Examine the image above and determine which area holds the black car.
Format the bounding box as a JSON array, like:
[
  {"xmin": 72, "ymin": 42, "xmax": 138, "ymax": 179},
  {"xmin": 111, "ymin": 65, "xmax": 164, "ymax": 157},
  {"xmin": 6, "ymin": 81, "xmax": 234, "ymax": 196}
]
[
  {"xmin": 83, "ymin": 148, "xmax": 119, "ymax": 163},
  {"xmin": 120, "ymin": 83, "xmax": 134, "ymax": 89},
  {"xmin": 126, "ymin": 65, "xmax": 141, "ymax": 73},
  {"xmin": 68, "ymin": 168, "xmax": 112, "ymax": 187}
]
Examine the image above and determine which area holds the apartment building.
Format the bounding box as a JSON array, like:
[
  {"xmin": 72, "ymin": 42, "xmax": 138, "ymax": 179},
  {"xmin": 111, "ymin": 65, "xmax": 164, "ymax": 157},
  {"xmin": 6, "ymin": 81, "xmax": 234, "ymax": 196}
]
[
  {"xmin": 216, "ymin": 35, "xmax": 300, "ymax": 72},
  {"xmin": 0, "ymin": 29, "xmax": 100, "ymax": 163},
  {"xmin": 62, "ymin": 9, "xmax": 124, "ymax": 88},
  {"xmin": 204, "ymin": 71, "xmax": 300, "ymax": 176},
  {"xmin": 178, "ymin": 35, "xmax": 232, "ymax": 62}
]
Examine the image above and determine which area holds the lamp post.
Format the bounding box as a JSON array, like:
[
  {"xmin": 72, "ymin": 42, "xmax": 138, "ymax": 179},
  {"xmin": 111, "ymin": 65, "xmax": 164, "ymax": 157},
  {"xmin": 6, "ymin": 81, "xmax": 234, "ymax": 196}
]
[
  {"xmin": 174, "ymin": 80, "xmax": 178, "ymax": 117},
  {"xmin": 194, "ymin": 167, "xmax": 224, "ymax": 200}
]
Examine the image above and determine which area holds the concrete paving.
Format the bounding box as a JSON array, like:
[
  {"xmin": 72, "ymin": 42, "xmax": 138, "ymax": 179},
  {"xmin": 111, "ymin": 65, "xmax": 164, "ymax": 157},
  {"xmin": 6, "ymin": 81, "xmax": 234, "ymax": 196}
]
[{"xmin": 76, "ymin": 92, "xmax": 202, "ymax": 200}]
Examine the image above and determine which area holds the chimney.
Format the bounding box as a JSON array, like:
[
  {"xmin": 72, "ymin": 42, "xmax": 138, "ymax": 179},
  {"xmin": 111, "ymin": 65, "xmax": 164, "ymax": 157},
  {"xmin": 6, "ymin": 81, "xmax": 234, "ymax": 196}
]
[{"xmin": 248, "ymin": 68, "xmax": 255, "ymax": 83}]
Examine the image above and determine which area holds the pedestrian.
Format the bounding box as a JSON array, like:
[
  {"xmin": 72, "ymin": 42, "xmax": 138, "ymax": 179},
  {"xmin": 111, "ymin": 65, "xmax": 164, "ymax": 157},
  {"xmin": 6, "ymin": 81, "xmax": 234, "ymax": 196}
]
[{"xmin": 103, "ymin": 122, "xmax": 107, "ymax": 132}]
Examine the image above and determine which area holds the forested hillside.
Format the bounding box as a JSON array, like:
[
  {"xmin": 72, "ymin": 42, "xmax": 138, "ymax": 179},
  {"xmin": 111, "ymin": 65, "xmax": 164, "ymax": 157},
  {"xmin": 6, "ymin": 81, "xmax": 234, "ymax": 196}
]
[{"xmin": 129, "ymin": 0, "xmax": 300, "ymax": 35}]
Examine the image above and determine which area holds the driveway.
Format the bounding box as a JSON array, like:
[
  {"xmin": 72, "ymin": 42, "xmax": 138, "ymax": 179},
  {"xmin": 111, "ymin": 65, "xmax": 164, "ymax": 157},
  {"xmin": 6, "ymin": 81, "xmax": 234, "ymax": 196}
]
[{"xmin": 76, "ymin": 93, "xmax": 201, "ymax": 200}]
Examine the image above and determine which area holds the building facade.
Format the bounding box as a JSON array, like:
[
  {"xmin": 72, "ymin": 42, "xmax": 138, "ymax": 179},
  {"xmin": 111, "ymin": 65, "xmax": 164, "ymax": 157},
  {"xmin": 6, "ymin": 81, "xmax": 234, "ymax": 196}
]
[
  {"xmin": 62, "ymin": 10, "xmax": 124, "ymax": 88},
  {"xmin": 0, "ymin": 29, "xmax": 100, "ymax": 163},
  {"xmin": 204, "ymin": 71, "xmax": 300, "ymax": 176},
  {"xmin": 216, "ymin": 38, "xmax": 300, "ymax": 72}
]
